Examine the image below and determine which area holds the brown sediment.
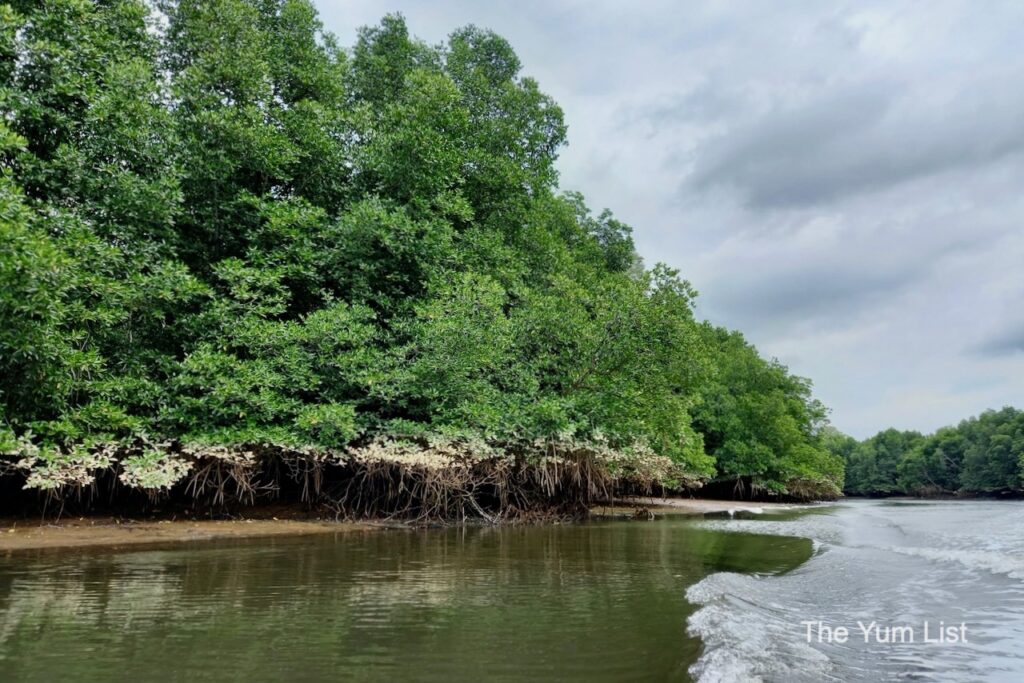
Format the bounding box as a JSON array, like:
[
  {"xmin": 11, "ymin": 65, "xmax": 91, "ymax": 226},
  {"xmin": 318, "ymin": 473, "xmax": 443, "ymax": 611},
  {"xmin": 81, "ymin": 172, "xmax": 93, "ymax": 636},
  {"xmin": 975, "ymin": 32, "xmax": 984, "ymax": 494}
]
[
  {"xmin": 0, "ymin": 496, "xmax": 819, "ymax": 553},
  {"xmin": 0, "ymin": 514, "xmax": 377, "ymax": 553}
]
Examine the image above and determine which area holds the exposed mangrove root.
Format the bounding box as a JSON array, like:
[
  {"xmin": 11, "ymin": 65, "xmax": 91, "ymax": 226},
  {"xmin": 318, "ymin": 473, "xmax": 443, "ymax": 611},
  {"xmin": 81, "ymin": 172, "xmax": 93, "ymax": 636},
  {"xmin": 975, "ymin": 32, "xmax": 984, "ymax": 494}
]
[{"xmin": 1, "ymin": 435, "xmax": 707, "ymax": 522}]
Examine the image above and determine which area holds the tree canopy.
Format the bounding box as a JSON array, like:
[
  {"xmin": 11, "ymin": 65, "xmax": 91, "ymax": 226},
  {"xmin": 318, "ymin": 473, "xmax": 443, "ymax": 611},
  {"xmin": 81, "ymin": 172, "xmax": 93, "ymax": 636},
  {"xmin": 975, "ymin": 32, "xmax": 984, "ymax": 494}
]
[
  {"xmin": 1, "ymin": 1, "xmax": 843, "ymax": 501},
  {"xmin": 836, "ymin": 408, "xmax": 1024, "ymax": 496}
]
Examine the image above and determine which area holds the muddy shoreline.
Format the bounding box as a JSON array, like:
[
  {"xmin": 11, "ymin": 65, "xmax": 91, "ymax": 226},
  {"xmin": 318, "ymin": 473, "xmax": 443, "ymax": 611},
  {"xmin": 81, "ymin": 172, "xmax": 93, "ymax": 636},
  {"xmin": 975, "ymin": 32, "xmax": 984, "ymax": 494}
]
[
  {"xmin": 0, "ymin": 497, "xmax": 811, "ymax": 553},
  {"xmin": 0, "ymin": 514, "xmax": 382, "ymax": 553},
  {"xmin": 592, "ymin": 495, "xmax": 804, "ymax": 517}
]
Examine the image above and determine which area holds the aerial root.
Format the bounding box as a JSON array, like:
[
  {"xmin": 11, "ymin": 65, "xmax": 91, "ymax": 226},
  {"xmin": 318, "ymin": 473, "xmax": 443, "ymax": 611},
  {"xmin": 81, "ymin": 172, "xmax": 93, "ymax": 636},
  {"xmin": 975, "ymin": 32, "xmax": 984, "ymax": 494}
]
[{"xmin": 3, "ymin": 440, "xmax": 678, "ymax": 522}]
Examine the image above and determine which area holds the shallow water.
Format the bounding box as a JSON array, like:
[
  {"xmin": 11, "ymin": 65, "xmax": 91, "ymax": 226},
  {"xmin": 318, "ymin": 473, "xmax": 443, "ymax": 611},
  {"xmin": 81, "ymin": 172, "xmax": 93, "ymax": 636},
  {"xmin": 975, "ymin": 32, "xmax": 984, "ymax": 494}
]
[
  {"xmin": 1, "ymin": 500, "xmax": 1021, "ymax": 682},
  {"xmin": 0, "ymin": 518, "xmax": 809, "ymax": 682}
]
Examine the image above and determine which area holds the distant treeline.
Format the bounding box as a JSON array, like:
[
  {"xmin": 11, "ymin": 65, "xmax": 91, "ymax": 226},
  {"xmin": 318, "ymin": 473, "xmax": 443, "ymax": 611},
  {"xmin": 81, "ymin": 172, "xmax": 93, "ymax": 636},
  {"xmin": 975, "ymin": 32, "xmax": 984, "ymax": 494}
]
[
  {"xmin": 0, "ymin": 1, "xmax": 842, "ymax": 513},
  {"xmin": 828, "ymin": 408, "xmax": 1024, "ymax": 497}
]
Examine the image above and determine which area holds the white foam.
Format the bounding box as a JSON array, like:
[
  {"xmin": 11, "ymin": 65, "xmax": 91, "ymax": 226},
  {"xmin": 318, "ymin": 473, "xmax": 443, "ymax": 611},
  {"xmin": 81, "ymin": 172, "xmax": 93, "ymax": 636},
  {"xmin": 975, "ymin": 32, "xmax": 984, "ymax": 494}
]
[
  {"xmin": 890, "ymin": 547, "xmax": 1024, "ymax": 581},
  {"xmin": 686, "ymin": 573, "xmax": 833, "ymax": 683},
  {"xmin": 685, "ymin": 500, "xmax": 1024, "ymax": 681}
]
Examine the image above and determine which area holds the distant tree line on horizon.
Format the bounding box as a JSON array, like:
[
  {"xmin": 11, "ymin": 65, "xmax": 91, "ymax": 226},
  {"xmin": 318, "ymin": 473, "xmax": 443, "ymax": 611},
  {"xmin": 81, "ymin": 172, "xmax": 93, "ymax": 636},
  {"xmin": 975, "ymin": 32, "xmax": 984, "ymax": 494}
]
[
  {"xmin": 827, "ymin": 407, "xmax": 1024, "ymax": 497},
  {"xmin": 0, "ymin": 0, "xmax": 844, "ymax": 505}
]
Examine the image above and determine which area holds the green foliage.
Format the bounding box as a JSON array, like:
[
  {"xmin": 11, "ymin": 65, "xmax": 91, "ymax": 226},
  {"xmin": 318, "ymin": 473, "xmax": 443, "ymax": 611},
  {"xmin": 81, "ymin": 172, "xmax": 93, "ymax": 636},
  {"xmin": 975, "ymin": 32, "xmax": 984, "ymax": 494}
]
[
  {"xmin": 1, "ymin": 3, "xmax": 839, "ymax": 499},
  {"xmin": 834, "ymin": 407, "xmax": 1024, "ymax": 496},
  {"xmin": 119, "ymin": 449, "xmax": 192, "ymax": 490},
  {"xmin": 958, "ymin": 408, "xmax": 1024, "ymax": 493},
  {"xmin": 692, "ymin": 326, "xmax": 841, "ymax": 494},
  {"xmin": 842, "ymin": 428, "xmax": 925, "ymax": 495}
]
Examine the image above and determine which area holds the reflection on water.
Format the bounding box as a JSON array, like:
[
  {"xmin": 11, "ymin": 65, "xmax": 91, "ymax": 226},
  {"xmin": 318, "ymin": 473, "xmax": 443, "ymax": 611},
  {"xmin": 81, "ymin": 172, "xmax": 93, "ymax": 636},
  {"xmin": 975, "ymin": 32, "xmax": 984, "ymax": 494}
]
[{"xmin": 0, "ymin": 519, "xmax": 811, "ymax": 682}]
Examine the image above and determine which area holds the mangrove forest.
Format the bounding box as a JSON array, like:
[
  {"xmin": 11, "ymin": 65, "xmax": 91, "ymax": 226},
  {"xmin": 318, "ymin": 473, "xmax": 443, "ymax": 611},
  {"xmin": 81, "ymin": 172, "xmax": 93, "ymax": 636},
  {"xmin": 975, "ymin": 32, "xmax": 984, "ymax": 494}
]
[{"xmin": 1, "ymin": 1, "xmax": 1019, "ymax": 518}]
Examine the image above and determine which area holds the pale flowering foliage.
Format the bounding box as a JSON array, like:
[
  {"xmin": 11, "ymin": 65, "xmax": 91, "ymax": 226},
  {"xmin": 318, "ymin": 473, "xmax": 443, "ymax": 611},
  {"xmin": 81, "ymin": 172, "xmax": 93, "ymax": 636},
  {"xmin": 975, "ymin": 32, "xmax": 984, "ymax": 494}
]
[
  {"xmin": 1, "ymin": 429, "xmax": 704, "ymax": 502},
  {"xmin": 179, "ymin": 443, "xmax": 260, "ymax": 466},
  {"xmin": 119, "ymin": 450, "xmax": 193, "ymax": 490},
  {"xmin": 344, "ymin": 433, "xmax": 700, "ymax": 489},
  {"xmin": 348, "ymin": 434, "xmax": 500, "ymax": 470},
  {"xmin": 602, "ymin": 443, "xmax": 696, "ymax": 489},
  {"xmin": 518, "ymin": 433, "xmax": 697, "ymax": 488},
  {"xmin": 18, "ymin": 445, "xmax": 116, "ymax": 491}
]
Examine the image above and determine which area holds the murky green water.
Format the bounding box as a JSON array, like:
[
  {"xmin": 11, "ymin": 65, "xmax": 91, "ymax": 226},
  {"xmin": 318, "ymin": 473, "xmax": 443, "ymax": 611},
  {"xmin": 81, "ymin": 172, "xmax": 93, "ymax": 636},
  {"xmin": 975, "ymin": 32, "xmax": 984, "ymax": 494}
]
[{"xmin": 0, "ymin": 517, "xmax": 810, "ymax": 682}]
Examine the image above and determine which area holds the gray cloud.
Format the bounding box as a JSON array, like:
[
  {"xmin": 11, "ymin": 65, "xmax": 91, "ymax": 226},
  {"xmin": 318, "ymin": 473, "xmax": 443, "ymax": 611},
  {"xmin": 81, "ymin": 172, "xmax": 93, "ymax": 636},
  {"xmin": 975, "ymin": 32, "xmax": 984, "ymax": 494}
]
[
  {"xmin": 686, "ymin": 79, "xmax": 1024, "ymax": 208},
  {"xmin": 317, "ymin": 0, "xmax": 1024, "ymax": 437},
  {"xmin": 639, "ymin": 81, "xmax": 747, "ymax": 127},
  {"xmin": 704, "ymin": 260, "xmax": 918, "ymax": 331},
  {"xmin": 976, "ymin": 321, "xmax": 1024, "ymax": 357}
]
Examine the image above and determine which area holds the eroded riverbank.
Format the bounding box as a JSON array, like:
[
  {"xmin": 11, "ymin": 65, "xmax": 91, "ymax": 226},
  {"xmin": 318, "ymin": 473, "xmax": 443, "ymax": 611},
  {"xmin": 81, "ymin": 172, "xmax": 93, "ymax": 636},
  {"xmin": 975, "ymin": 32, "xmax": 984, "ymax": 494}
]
[
  {"xmin": 0, "ymin": 497, "xmax": 804, "ymax": 553},
  {"xmin": 0, "ymin": 516, "xmax": 377, "ymax": 553},
  {"xmin": 592, "ymin": 496, "xmax": 800, "ymax": 517}
]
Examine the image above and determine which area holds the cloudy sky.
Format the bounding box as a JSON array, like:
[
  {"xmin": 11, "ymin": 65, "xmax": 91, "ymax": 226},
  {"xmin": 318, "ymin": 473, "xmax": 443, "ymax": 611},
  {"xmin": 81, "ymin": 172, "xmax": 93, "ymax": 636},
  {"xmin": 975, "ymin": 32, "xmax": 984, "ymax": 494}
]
[{"xmin": 315, "ymin": 1, "xmax": 1024, "ymax": 438}]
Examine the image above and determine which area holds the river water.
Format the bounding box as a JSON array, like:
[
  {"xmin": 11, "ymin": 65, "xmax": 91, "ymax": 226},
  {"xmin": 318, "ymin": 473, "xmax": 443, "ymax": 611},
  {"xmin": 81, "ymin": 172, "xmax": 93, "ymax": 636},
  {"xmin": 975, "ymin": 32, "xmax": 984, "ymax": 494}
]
[{"xmin": 0, "ymin": 500, "xmax": 1022, "ymax": 681}]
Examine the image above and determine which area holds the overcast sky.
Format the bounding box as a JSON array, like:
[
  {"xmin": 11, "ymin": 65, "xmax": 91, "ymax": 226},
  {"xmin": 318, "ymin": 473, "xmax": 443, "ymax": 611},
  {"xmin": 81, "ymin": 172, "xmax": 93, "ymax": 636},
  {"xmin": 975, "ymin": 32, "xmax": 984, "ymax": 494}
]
[{"xmin": 315, "ymin": 1, "xmax": 1024, "ymax": 438}]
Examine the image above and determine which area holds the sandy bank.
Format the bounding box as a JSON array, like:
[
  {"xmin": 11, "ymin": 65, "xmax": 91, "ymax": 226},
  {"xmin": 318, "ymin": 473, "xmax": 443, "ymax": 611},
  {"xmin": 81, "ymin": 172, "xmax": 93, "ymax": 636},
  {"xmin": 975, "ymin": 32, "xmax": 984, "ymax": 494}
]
[
  {"xmin": 591, "ymin": 496, "xmax": 806, "ymax": 517},
  {"xmin": 0, "ymin": 496, "xmax": 814, "ymax": 552},
  {"xmin": 0, "ymin": 516, "xmax": 377, "ymax": 553}
]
